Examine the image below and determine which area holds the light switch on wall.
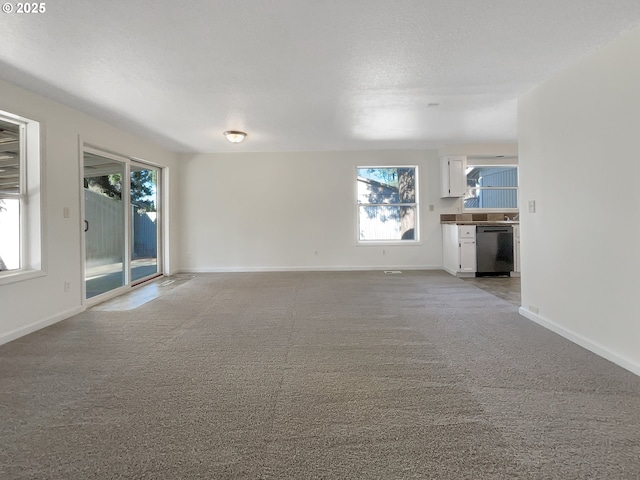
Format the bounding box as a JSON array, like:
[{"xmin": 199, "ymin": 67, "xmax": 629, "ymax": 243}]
[
  {"xmin": 528, "ymin": 200, "xmax": 536, "ymax": 213},
  {"xmin": 63, "ymin": 207, "xmax": 70, "ymax": 218}
]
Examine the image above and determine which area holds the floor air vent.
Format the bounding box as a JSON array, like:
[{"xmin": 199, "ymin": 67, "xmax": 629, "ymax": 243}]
[{"xmin": 384, "ymin": 270, "xmax": 402, "ymax": 274}]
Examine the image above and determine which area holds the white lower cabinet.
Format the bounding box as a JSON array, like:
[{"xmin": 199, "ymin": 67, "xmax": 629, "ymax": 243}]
[
  {"xmin": 459, "ymin": 238, "xmax": 477, "ymax": 273},
  {"xmin": 442, "ymin": 224, "xmax": 476, "ymax": 276}
]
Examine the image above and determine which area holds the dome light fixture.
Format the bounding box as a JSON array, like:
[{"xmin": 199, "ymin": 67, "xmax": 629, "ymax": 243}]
[{"xmin": 223, "ymin": 130, "xmax": 247, "ymax": 143}]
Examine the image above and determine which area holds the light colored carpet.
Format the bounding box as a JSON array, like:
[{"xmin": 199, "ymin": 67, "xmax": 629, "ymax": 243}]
[{"xmin": 1, "ymin": 271, "xmax": 639, "ymax": 479}]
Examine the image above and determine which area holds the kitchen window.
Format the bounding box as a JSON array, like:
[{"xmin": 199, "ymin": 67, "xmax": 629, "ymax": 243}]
[
  {"xmin": 0, "ymin": 110, "xmax": 42, "ymax": 283},
  {"xmin": 464, "ymin": 165, "xmax": 518, "ymax": 210},
  {"xmin": 356, "ymin": 166, "xmax": 418, "ymax": 242}
]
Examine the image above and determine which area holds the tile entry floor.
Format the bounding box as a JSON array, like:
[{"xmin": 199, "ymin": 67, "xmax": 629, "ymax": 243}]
[
  {"xmin": 461, "ymin": 275, "xmax": 521, "ymax": 306},
  {"xmin": 91, "ymin": 274, "xmax": 195, "ymax": 311}
]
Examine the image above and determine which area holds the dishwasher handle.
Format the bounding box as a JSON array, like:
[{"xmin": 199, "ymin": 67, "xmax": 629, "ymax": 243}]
[{"xmin": 477, "ymin": 227, "xmax": 512, "ymax": 233}]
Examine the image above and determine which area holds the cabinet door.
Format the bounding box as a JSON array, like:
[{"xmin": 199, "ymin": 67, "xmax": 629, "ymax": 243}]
[
  {"xmin": 459, "ymin": 238, "xmax": 476, "ymax": 272},
  {"xmin": 440, "ymin": 155, "xmax": 467, "ymax": 197},
  {"xmin": 448, "ymin": 156, "xmax": 466, "ymax": 197}
]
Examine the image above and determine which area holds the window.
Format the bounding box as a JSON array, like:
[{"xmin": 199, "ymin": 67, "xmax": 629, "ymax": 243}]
[
  {"xmin": 464, "ymin": 165, "xmax": 518, "ymax": 210},
  {"xmin": 0, "ymin": 110, "xmax": 42, "ymax": 281},
  {"xmin": 357, "ymin": 166, "xmax": 418, "ymax": 242}
]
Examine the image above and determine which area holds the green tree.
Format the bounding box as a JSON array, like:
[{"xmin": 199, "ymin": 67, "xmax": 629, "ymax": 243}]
[
  {"xmin": 130, "ymin": 170, "xmax": 156, "ymax": 212},
  {"xmin": 397, "ymin": 168, "xmax": 415, "ymax": 239},
  {"xmin": 84, "ymin": 170, "xmax": 156, "ymax": 212}
]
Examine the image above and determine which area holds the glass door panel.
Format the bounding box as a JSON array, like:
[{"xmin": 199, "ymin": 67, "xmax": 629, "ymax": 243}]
[
  {"xmin": 83, "ymin": 152, "xmax": 126, "ymax": 299},
  {"xmin": 130, "ymin": 164, "xmax": 160, "ymax": 283}
]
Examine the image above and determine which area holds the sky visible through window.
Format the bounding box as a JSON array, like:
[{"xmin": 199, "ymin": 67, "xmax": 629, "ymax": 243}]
[{"xmin": 357, "ymin": 168, "xmax": 398, "ymax": 188}]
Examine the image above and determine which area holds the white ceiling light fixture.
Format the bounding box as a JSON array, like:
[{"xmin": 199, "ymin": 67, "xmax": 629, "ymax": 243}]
[{"xmin": 223, "ymin": 130, "xmax": 247, "ymax": 143}]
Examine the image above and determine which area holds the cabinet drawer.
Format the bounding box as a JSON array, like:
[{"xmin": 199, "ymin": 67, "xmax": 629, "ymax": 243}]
[{"xmin": 458, "ymin": 225, "xmax": 476, "ymax": 238}]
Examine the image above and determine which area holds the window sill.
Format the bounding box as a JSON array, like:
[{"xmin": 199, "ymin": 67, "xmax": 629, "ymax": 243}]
[
  {"xmin": 0, "ymin": 269, "xmax": 46, "ymax": 286},
  {"xmin": 356, "ymin": 241, "xmax": 422, "ymax": 246}
]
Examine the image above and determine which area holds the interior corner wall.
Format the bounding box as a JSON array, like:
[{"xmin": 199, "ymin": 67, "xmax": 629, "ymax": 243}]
[
  {"xmin": 0, "ymin": 78, "xmax": 180, "ymax": 344},
  {"xmin": 177, "ymin": 150, "xmax": 456, "ymax": 272},
  {"xmin": 518, "ymin": 26, "xmax": 640, "ymax": 375}
]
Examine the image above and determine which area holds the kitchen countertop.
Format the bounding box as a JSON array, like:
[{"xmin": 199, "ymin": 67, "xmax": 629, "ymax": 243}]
[
  {"xmin": 441, "ymin": 221, "xmax": 519, "ymax": 225},
  {"xmin": 440, "ymin": 212, "xmax": 519, "ymax": 225}
]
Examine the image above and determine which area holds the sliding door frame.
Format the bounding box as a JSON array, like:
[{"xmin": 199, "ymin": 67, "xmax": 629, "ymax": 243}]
[{"xmin": 79, "ymin": 143, "xmax": 164, "ymax": 306}]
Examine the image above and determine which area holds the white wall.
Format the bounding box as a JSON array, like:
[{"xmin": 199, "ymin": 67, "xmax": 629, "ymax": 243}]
[
  {"xmin": 518, "ymin": 26, "xmax": 640, "ymax": 375},
  {"xmin": 0, "ymin": 79, "xmax": 179, "ymax": 343},
  {"xmin": 178, "ymin": 150, "xmax": 458, "ymax": 271},
  {"xmin": 439, "ymin": 143, "xmax": 518, "ymax": 158}
]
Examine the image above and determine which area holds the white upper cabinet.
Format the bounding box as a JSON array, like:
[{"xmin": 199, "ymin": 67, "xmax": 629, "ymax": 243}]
[{"xmin": 440, "ymin": 155, "xmax": 466, "ymax": 198}]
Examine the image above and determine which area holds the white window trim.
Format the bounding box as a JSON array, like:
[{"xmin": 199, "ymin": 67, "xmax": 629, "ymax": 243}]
[
  {"xmin": 0, "ymin": 110, "xmax": 44, "ymax": 285},
  {"xmin": 355, "ymin": 165, "xmax": 421, "ymax": 245}
]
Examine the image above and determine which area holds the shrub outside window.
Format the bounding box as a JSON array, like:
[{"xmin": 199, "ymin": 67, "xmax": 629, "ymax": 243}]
[{"xmin": 357, "ymin": 166, "xmax": 418, "ymax": 242}]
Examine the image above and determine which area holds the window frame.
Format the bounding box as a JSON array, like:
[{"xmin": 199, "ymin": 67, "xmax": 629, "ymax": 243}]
[
  {"xmin": 463, "ymin": 163, "xmax": 519, "ymax": 213},
  {"xmin": 355, "ymin": 165, "xmax": 420, "ymax": 245},
  {"xmin": 0, "ymin": 109, "xmax": 44, "ymax": 285}
]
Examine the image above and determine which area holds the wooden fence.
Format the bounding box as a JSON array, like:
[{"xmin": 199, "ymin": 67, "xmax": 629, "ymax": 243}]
[{"xmin": 84, "ymin": 189, "xmax": 157, "ymax": 267}]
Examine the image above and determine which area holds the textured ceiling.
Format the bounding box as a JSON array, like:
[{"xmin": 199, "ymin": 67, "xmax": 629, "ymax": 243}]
[{"xmin": 1, "ymin": 1, "xmax": 640, "ymax": 153}]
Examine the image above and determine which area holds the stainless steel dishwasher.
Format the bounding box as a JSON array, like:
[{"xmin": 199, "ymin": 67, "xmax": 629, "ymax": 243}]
[{"xmin": 476, "ymin": 226, "xmax": 514, "ymax": 275}]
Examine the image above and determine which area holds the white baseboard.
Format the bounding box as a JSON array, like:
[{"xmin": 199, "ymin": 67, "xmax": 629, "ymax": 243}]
[
  {"xmin": 0, "ymin": 306, "xmax": 85, "ymax": 345},
  {"xmin": 179, "ymin": 265, "xmax": 443, "ymax": 273},
  {"xmin": 442, "ymin": 266, "xmax": 458, "ymax": 276},
  {"xmin": 519, "ymin": 307, "xmax": 640, "ymax": 377}
]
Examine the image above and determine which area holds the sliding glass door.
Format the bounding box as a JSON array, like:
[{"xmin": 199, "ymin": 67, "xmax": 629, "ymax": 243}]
[
  {"xmin": 83, "ymin": 152, "xmax": 126, "ymax": 299},
  {"xmin": 83, "ymin": 150, "xmax": 162, "ymax": 301},
  {"xmin": 130, "ymin": 163, "xmax": 160, "ymax": 284}
]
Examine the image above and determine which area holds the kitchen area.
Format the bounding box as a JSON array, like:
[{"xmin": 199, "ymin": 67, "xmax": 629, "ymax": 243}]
[
  {"xmin": 440, "ymin": 154, "xmax": 521, "ymax": 305},
  {"xmin": 441, "ymin": 212, "xmax": 520, "ymax": 278}
]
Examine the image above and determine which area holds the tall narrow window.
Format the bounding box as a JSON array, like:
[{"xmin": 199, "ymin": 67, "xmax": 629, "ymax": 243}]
[
  {"xmin": 0, "ymin": 111, "xmax": 41, "ymax": 281},
  {"xmin": 0, "ymin": 119, "xmax": 21, "ymax": 271},
  {"xmin": 357, "ymin": 166, "xmax": 418, "ymax": 242}
]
